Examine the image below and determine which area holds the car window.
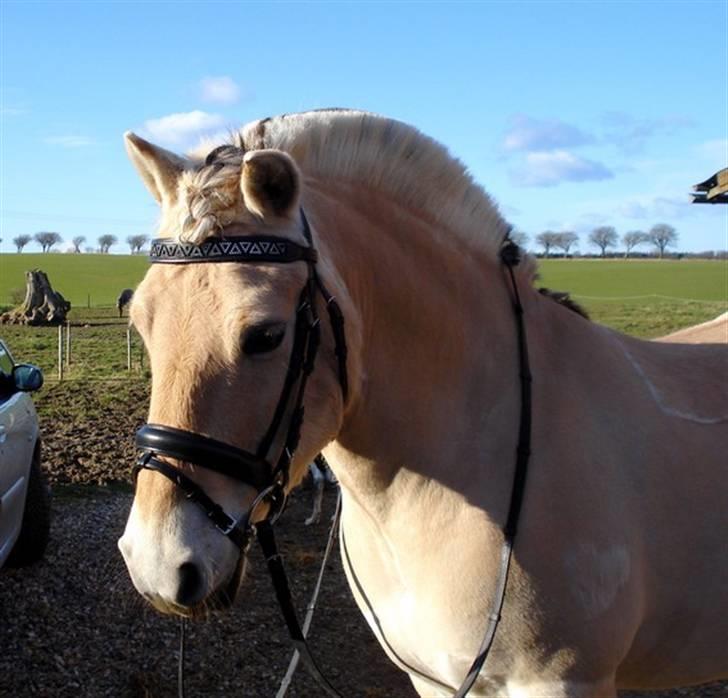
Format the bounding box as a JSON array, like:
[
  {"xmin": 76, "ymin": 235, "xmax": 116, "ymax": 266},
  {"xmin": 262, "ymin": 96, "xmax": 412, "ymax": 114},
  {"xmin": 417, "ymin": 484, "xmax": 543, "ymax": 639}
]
[{"xmin": 0, "ymin": 342, "xmax": 14, "ymax": 377}]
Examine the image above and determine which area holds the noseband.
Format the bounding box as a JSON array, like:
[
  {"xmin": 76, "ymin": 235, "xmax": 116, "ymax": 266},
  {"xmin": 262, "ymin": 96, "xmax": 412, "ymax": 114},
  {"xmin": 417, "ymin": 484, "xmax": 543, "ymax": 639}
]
[{"xmin": 134, "ymin": 208, "xmax": 347, "ymax": 541}]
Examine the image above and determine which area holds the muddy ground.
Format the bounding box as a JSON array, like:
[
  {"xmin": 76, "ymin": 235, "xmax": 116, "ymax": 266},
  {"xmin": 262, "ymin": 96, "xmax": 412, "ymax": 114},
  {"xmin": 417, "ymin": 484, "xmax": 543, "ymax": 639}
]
[{"xmin": 1, "ymin": 381, "xmax": 726, "ymax": 697}]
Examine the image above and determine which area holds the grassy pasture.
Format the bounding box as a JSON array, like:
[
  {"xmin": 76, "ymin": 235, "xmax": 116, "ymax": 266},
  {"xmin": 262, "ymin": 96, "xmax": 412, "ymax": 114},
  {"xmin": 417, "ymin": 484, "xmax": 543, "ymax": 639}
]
[
  {"xmin": 538, "ymin": 259, "xmax": 726, "ymax": 301},
  {"xmin": 0, "ymin": 253, "xmax": 148, "ymax": 307},
  {"xmin": 0, "ymin": 256, "xmax": 725, "ymax": 384},
  {"xmin": 538, "ymin": 258, "xmax": 726, "ymax": 338}
]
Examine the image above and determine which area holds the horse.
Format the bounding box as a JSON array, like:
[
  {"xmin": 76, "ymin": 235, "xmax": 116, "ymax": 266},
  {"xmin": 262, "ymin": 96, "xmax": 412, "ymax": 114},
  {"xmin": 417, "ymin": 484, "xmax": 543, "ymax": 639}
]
[
  {"xmin": 116, "ymin": 288, "xmax": 134, "ymax": 317},
  {"xmin": 305, "ymin": 455, "xmax": 338, "ymax": 526},
  {"xmin": 658, "ymin": 312, "xmax": 728, "ymax": 344},
  {"xmin": 118, "ymin": 110, "xmax": 728, "ymax": 698}
]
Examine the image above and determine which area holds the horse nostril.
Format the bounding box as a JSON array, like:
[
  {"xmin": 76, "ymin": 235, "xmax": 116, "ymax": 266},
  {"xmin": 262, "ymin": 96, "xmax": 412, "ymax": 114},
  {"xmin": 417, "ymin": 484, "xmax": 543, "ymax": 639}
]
[{"xmin": 176, "ymin": 562, "xmax": 203, "ymax": 606}]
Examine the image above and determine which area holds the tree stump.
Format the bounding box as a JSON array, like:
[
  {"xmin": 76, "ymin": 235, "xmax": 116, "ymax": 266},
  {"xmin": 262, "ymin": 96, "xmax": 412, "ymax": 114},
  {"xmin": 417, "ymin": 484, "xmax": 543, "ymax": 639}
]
[{"xmin": 1, "ymin": 270, "xmax": 71, "ymax": 325}]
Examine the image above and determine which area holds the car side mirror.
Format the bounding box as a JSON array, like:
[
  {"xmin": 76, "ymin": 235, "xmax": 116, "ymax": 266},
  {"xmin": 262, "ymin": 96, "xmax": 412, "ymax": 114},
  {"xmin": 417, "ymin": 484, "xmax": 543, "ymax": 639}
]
[{"xmin": 13, "ymin": 364, "xmax": 44, "ymax": 392}]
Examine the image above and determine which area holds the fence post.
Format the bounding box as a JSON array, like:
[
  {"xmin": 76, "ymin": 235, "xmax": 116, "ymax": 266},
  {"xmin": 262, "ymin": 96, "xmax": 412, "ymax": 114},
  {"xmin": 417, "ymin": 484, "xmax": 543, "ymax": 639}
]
[
  {"xmin": 87, "ymin": 293, "xmax": 90, "ymax": 309},
  {"xmin": 127, "ymin": 328, "xmax": 132, "ymax": 372},
  {"xmin": 57, "ymin": 325, "xmax": 64, "ymax": 381},
  {"xmin": 65, "ymin": 321, "xmax": 71, "ymax": 368}
]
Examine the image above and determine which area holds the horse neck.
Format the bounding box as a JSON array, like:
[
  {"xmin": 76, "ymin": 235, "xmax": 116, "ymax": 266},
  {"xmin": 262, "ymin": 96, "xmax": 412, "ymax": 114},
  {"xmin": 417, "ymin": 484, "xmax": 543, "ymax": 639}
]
[{"xmin": 308, "ymin": 182, "xmax": 525, "ymax": 519}]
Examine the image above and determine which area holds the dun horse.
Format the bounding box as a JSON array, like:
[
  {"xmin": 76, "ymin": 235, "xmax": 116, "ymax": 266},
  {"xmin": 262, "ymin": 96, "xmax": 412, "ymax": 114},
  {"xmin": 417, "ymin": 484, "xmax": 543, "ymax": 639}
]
[{"xmin": 118, "ymin": 110, "xmax": 728, "ymax": 697}]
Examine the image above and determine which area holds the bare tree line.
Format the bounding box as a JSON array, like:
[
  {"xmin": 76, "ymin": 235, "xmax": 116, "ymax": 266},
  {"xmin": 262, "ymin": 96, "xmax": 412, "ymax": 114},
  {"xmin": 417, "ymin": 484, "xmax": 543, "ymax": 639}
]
[
  {"xmin": 10, "ymin": 233, "xmax": 150, "ymax": 254},
  {"xmin": 5, "ymin": 225, "xmax": 717, "ymax": 259},
  {"xmin": 517, "ymin": 223, "xmax": 682, "ymax": 258}
]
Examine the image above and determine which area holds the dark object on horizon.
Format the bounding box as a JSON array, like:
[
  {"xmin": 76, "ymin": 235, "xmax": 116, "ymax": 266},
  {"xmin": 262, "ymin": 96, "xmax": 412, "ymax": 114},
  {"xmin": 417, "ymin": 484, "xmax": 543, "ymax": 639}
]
[
  {"xmin": 117, "ymin": 289, "xmax": 134, "ymax": 317},
  {"xmin": 692, "ymin": 168, "xmax": 728, "ymax": 204}
]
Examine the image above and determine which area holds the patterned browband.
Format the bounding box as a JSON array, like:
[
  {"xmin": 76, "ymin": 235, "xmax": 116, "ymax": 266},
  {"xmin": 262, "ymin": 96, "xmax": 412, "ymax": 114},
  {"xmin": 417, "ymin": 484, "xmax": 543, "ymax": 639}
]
[{"xmin": 149, "ymin": 235, "xmax": 318, "ymax": 264}]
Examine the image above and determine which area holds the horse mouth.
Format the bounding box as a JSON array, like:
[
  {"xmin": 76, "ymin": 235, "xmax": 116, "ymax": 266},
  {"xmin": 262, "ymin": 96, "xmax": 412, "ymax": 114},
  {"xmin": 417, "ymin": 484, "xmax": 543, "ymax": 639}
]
[
  {"xmin": 147, "ymin": 554, "xmax": 248, "ymax": 619},
  {"xmin": 207, "ymin": 554, "xmax": 248, "ymax": 612}
]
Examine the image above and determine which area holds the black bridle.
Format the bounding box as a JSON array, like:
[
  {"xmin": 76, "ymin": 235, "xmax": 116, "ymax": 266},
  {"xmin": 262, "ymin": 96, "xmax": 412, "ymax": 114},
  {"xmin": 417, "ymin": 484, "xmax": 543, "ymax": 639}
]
[
  {"xmin": 135, "ymin": 210, "xmax": 348, "ymax": 545},
  {"xmin": 132, "ymin": 209, "xmax": 532, "ymax": 697},
  {"xmin": 134, "ymin": 209, "xmax": 348, "ymax": 696}
]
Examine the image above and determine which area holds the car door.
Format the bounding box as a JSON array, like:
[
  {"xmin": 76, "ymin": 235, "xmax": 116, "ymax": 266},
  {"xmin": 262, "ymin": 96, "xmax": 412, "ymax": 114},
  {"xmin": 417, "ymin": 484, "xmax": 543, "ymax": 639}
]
[{"xmin": 0, "ymin": 342, "xmax": 37, "ymax": 562}]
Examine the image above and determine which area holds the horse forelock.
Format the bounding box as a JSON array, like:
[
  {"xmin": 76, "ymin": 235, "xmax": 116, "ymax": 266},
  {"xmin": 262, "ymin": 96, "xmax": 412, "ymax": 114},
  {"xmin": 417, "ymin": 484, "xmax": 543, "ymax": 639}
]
[{"xmin": 175, "ymin": 144, "xmax": 250, "ymax": 243}]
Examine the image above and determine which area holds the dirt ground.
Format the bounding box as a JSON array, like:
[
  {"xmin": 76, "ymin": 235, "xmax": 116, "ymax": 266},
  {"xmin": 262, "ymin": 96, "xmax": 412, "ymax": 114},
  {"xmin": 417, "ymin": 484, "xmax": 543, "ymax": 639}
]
[
  {"xmin": 1, "ymin": 382, "xmax": 726, "ymax": 697},
  {"xmin": 0, "ymin": 488, "xmax": 416, "ymax": 698}
]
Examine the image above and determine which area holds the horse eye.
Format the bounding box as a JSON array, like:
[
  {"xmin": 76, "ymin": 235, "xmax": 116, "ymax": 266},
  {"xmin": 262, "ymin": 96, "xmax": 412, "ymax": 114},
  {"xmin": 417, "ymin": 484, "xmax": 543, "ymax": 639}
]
[{"xmin": 242, "ymin": 323, "xmax": 286, "ymax": 356}]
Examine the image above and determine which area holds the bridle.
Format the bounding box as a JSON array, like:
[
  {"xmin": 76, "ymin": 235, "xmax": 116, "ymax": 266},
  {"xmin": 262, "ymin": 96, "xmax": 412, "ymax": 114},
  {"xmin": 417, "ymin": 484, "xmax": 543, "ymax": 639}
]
[
  {"xmin": 133, "ymin": 208, "xmax": 348, "ymax": 696},
  {"xmin": 135, "ymin": 210, "xmax": 348, "ymax": 547},
  {"xmin": 131, "ymin": 206, "xmax": 532, "ymax": 698}
]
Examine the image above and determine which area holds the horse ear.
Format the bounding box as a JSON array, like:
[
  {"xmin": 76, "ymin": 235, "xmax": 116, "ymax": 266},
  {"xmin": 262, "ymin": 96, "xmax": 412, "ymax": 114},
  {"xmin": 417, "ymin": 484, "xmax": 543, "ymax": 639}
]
[
  {"xmin": 240, "ymin": 150, "xmax": 300, "ymax": 219},
  {"xmin": 124, "ymin": 132, "xmax": 188, "ymax": 205}
]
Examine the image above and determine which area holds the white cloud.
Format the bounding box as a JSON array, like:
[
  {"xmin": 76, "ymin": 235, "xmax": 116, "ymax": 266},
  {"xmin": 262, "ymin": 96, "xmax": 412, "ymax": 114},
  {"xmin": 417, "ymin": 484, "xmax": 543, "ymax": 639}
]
[
  {"xmin": 501, "ymin": 115, "xmax": 594, "ymax": 153},
  {"xmin": 602, "ymin": 112, "xmax": 694, "ymax": 153},
  {"xmin": 511, "ymin": 150, "xmax": 614, "ymax": 187},
  {"xmin": 141, "ymin": 110, "xmax": 227, "ymax": 147},
  {"xmin": 199, "ymin": 76, "xmax": 241, "ymax": 105},
  {"xmin": 44, "ymin": 135, "xmax": 96, "ymax": 147},
  {"xmin": 617, "ymin": 201, "xmax": 649, "ymax": 219},
  {"xmin": 617, "ymin": 195, "xmax": 693, "ymax": 221}
]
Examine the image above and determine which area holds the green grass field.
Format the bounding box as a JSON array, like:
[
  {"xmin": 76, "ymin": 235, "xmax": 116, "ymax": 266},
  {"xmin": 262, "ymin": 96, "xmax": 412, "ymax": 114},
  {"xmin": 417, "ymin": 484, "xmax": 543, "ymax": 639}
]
[
  {"xmin": 537, "ymin": 258, "xmax": 727, "ymax": 338},
  {"xmin": 0, "ymin": 253, "xmax": 148, "ymax": 307},
  {"xmin": 538, "ymin": 259, "xmax": 726, "ymax": 301},
  {"xmin": 0, "ymin": 255, "xmax": 725, "ymax": 383}
]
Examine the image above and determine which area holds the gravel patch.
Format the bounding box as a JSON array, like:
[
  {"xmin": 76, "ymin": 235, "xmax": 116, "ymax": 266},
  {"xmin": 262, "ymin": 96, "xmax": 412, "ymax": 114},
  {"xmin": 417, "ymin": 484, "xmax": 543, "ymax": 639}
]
[
  {"xmin": 3, "ymin": 488, "xmax": 726, "ymax": 698},
  {"xmin": 0, "ymin": 488, "xmax": 414, "ymax": 698},
  {"xmin": 3, "ymin": 382, "xmax": 725, "ymax": 697}
]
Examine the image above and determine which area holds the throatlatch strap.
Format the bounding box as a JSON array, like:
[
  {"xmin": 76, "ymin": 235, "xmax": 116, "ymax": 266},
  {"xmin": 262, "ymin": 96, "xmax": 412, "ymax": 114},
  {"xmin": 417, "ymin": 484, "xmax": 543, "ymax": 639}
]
[{"xmin": 256, "ymin": 520, "xmax": 343, "ymax": 698}]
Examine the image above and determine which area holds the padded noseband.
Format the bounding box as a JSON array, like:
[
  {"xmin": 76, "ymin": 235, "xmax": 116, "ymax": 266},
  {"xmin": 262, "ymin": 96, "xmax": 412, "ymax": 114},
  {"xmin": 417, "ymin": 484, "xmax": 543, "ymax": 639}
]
[{"xmin": 135, "ymin": 424, "xmax": 271, "ymax": 492}]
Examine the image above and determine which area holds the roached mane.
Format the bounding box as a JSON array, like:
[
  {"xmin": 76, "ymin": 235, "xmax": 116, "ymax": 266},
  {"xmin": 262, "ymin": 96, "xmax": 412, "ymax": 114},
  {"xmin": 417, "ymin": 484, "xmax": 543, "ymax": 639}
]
[{"xmin": 177, "ymin": 109, "xmax": 512, "ymax": 259}]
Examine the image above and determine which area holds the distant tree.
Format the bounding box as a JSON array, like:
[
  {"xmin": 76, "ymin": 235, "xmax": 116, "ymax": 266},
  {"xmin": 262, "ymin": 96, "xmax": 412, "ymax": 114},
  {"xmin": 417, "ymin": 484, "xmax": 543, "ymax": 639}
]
[
  {"xmin": 622, "ymin": 230, "xmax": 648, "ymax": 258},
  {"xmin": 588, "ymin": 226, "xmax": 618, "ymax": 257},
  {"xmin": 127, "ymin": 234, "xmax": 149, "ymax": 254},
  {"xmin": 648, "ymin": 223, "xmax": 678, "ymax": 259},
  {"xmin": 535, "ymin": 231, "xmax": 561, "ymax": 257},
  {"xmin": 34, "ymin": 231, "xmax": 63, "ymax": 253},
  {"xmin": 98, "ymin": 234, "xmax": 118, "ymax": 254},
  {"xmin": 554, "ymin": 231, "xmax": 579, "ymax": 256},
  {"xmin": 13, "ymin": 234, "xmax": 32, "ymax": 253},
  {"xmin": 72, "ymin": 235, "xmax": 86, "ymax": 253}
]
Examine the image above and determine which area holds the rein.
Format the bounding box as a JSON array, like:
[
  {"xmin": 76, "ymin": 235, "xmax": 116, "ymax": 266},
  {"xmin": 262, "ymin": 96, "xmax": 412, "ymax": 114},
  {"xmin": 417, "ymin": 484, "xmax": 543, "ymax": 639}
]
[
  {"xmin": 132, "ymin": 211, "xmax": 532, "ymax": 696},
  {"xmin": 339, "ymin": 235, "xmax": 531, "ymax": 696}
]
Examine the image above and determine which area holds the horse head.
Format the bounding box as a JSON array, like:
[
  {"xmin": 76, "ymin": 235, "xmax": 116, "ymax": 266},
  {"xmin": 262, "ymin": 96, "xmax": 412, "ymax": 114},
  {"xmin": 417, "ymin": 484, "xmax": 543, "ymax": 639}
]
[{"xmin": 118, "ymin": 133, "xmax": 347, "ymax": 616}]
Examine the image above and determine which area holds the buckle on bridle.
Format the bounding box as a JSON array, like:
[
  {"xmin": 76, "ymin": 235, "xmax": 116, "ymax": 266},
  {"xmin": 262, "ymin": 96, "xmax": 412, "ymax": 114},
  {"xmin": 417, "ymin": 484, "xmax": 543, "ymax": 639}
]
[{"xmin": 216, "ymin": 515, "xmax": 243, "ymax": 537}]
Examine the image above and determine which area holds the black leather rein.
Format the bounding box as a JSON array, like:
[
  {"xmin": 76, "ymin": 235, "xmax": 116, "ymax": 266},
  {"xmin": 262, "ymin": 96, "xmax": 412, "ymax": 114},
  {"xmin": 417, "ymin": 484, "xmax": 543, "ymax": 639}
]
[{"xmin": 133, "ymin": 208, "xmax": 347, "ymax": 697}]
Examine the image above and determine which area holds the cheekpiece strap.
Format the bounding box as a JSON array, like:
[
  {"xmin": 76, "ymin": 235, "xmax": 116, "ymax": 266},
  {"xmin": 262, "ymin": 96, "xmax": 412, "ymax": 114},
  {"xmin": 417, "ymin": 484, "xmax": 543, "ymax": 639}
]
[{"xmin": 149, "ymin": 236, "xmax": 318, "ymax": 265}]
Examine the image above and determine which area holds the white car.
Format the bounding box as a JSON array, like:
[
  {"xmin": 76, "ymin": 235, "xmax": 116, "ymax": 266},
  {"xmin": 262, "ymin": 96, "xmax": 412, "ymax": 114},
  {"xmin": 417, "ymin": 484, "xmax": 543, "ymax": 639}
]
[{"xmin": 0, "ymin": 339, "xmax": 50, "ymax": 568}]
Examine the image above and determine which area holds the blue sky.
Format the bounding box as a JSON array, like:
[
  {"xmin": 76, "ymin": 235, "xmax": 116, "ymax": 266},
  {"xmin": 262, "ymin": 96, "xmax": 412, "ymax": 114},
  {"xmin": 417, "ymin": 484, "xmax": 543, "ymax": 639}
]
[{"xmin": 1, "ymin": 0, "xmax": 726, "ymax": 254}]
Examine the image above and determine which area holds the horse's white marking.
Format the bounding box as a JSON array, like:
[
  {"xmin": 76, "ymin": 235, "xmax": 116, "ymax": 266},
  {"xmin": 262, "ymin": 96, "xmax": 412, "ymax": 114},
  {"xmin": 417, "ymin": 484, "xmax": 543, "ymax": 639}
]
[
  {"xmin": 564, "ymin": 544, "xmax": 630, "ymax": 619},
  {"xmin": 619, "ymin": 343, "xmax": 728, "ymax": 424}
]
